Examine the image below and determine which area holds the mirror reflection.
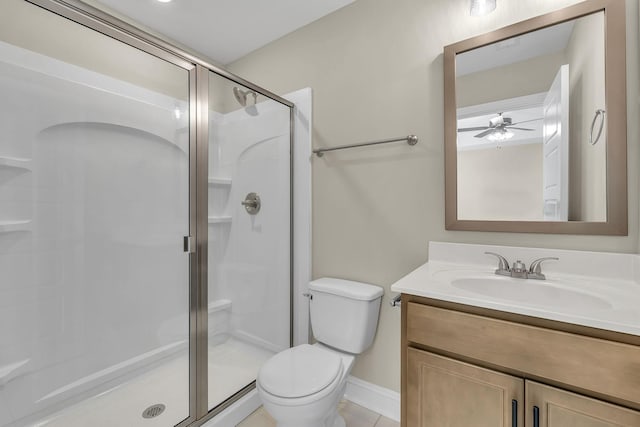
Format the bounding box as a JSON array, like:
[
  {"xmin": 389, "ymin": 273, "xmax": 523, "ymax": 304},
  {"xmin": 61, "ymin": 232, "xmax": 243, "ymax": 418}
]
[{"xmin": 455, "ymin": 11, "xmax": 605, "ymax": 222}]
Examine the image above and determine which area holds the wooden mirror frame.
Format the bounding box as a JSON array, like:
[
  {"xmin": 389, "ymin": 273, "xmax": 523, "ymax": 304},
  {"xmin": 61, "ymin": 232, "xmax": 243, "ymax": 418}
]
[{"xmin": 444, "ymin": 0, "xmax": 627, "ymax": 235}]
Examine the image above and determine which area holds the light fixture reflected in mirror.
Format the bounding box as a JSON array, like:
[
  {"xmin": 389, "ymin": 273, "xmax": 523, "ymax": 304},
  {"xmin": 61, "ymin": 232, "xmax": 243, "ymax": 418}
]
[
  {"xmin": 487, "ymin": 129, "xmax": 514, "ymax": 142},
  {"xmin": 470, "ymin": 0, "xmax": 496, "ymax": 16}
]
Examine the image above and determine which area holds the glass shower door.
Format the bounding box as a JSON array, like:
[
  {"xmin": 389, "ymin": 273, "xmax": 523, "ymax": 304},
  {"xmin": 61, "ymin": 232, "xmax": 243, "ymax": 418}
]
[
  {"xmin": 0, "ymin": 1, "xmax": 192, "ymax": 426},
  {"xmin": 206, "ymin": 72, "xmax": 291, "ymax": 410}
]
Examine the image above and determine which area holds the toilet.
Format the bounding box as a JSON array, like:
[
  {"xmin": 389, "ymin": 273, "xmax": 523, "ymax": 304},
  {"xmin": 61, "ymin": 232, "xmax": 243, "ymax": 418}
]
[{"xmin": 257, "ymin": 277, "xmax": 384, "ymax": 427}]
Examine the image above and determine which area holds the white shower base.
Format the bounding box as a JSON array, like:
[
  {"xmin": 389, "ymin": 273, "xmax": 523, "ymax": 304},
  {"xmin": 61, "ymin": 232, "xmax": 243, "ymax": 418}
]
[{"xmin": 32, "ymin": 338, "xmax": 274, "ymax": 427}]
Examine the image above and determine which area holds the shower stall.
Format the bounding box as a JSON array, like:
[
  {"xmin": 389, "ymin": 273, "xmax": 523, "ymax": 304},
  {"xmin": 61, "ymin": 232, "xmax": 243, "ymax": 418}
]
[{"xmin": 0, "ymin": 1, "xmax": 294, "ymax": 426}]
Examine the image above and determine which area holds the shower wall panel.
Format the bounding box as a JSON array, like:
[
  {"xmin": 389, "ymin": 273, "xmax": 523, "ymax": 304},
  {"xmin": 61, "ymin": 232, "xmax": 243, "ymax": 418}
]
[
  {"xmin": 2, "ymin": 1, "xmax": 295, "ymax": 425},
  {"xmin": 210, "ymin": 104, "xmax": 290, "ymax": 351},
  {"xmin": 0, "ymin": 23, "xmax": 190, "ymax": 427},
  {"xmin": 206, "ymin": 72, "xmax": 291, "ymax": 411}
]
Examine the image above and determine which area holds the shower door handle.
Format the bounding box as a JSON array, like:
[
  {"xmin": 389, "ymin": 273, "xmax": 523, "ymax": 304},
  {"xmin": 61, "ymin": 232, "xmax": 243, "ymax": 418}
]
[{"xmin": 183, "ymin": 236, "xmax": 194, "ymax": 253}]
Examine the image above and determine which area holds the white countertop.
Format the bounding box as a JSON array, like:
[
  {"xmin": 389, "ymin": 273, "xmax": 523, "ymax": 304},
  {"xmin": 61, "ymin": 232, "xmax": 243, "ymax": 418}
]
[{"xmin": 391, "ymin": 242, "xmax": 640, "ymax": 337}]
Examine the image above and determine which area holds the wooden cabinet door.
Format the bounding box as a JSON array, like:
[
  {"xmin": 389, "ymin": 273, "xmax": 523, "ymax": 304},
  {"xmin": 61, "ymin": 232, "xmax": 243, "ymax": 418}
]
[
  {"xmin": 526, "ymin": 381, "xmax": 640, "ymax": 427},
  {"xmin": 407, "ymin": 348, "xmax": 523, "ymax": 427}
]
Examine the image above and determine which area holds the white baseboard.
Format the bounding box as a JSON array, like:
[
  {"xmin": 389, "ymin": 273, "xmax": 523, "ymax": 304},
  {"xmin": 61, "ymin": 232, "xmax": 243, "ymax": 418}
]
[
  {"xmin": 201, "ymin": 389, "xmax": 261, "ymax": 427},
  {"xmin": 343, "ymin": 376, "xmax": 400, "ymax": 422}
]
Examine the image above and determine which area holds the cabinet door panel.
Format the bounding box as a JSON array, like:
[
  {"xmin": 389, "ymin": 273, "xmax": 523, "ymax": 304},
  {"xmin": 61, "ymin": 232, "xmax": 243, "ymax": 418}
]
[
  {"xmin": 407, "ymin": 348, "xmax": 523, "ymax": 427},
  {"xmin": 526, "ymin": 381, "xmax": 640, "ymax": 427}
]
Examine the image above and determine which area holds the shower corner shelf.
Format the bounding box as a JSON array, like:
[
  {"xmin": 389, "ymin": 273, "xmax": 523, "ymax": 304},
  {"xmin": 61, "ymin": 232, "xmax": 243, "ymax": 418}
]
[
  {"xmin": 208, "ymin": 177, "xmax": 232, "ymax": 186},
  {"xmin": 0, "ymin": 220, "xmax": 32, "ymax": 233},
  {"xmin": 0, "ymin": 156, "xmax": 32, "ymax": 170},
  {"xmin": 208, "ymin": 216, "xmax": 232, "ymax": 224}
]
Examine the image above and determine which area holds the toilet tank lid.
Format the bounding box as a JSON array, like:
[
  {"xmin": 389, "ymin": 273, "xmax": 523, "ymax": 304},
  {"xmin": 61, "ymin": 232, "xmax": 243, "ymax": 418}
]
[{"xmin": 309, "ymin": 278, "xmax": 384, "ymax": 301}]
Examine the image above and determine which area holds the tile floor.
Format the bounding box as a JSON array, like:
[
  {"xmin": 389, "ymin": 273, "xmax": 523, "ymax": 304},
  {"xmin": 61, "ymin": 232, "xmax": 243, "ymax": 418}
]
[{"xmin": 238, "ymin": 400, "xmax": 399, "ymax": 427}]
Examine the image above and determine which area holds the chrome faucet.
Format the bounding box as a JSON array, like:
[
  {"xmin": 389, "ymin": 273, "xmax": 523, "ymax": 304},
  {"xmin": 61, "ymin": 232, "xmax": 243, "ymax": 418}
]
[
  {"xmin": 527, "ymin": 257, "xmax": 559, "ymax": 280},
  {"xmin": 484, "ymin": 252, "xmax": 511, "ymax": 276},
  {"xmin": 484, "ymin": 252, "xmax": 558, "ymax": 280},
  {"xmin": 510, "ymin": 259, "xmax": 528, "ymax": 279}
]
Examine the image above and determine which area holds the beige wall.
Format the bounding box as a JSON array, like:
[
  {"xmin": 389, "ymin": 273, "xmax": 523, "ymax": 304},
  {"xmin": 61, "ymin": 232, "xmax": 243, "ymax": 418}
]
[
  {"xmin": 566, "ymin": 12, "xmax": 607, "ymax": 221},
  {"xmin": 228, "ymin": 0, "xmax": 639, "ymax": 392},
  {"xmin": 458, "ymin": 143, "xmax": 543, "ymax": 221},
  {"xmin": 457, "ymin": 52, "xmax": 565, "ymax": 107}
]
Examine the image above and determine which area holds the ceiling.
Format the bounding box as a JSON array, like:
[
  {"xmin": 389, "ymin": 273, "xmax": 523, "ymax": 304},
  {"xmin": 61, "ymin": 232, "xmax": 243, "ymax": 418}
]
[{"xmin": 94, "ymin": 0, "xmax": 356, "ymax": 65}]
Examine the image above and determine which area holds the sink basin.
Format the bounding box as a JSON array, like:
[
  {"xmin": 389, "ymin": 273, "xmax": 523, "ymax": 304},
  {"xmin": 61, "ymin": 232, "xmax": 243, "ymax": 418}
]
[{"xmin": 451, "ymin": 277, "xmax": 612, "ymax": 311}]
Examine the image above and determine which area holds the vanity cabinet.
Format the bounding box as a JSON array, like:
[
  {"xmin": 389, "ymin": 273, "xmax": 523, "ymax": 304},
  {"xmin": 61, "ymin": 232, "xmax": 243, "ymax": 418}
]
[
  {"xmin": 407, "ymin": 348, "xmax": 523, "ymax": 426},
  {"xmin": 526, "ymin": 381, "xmax": 640, "ymax": 427},
  {"xmin": 407, "ymin": 348, "xmax": 640, "ymax": 427},
  {"xmin": 401, "ymin": 297, "xmax": 640, "ymax": 427}
]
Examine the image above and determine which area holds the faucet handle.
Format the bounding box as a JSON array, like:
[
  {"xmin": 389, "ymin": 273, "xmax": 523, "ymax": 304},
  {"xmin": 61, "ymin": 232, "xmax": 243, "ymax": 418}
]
[
  {"xmin": 528, "ymin": 257, "xmax": 559, "ymax": 279},
  {"xmin": 485, "ymin": 252, "xmax": 511, "ymax": 276}
]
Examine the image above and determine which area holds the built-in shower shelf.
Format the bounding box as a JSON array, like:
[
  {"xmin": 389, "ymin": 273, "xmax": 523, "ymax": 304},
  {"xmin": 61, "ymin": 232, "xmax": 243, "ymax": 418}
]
[
  {"xmin": 208, "ymin": 216, "xmax": 232, "ymax": 224},
  {"xmin": 0, "ymin": 156, "xmax": 32, "ymax": 170},
  {"xmin": 208, "ymin": 177, "xmax": 232, "ymax": 186},
  {"xmin": 0, "ymin": 220, "xmax": 32, "ymax": 233}
]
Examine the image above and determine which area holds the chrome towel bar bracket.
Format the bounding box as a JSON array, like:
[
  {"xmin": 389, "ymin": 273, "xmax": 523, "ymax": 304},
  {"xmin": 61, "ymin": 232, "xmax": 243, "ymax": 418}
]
[{"xmin": 390, "ymin": 294, "xmax": 401, "ymax": 307}]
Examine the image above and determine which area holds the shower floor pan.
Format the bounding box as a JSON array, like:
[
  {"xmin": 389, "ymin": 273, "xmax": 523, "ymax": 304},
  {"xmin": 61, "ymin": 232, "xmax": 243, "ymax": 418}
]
[{"xmin": 30, "ymin": 338, "xmax": 274, "ymax": 427}]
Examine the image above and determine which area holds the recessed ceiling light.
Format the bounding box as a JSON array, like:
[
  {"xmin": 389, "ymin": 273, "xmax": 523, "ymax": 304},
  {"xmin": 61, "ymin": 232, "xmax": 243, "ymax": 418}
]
[{"xmin": 156, "ymin": 0, "xmax": 172, "ymax": 3}]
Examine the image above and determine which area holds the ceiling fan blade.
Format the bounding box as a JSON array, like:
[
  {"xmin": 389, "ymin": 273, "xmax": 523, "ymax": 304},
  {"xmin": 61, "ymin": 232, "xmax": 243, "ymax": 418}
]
[
  {"xmin": 458, "ymin": 126, "xmax": 490, "ymax": 132},
  {"xmin": 474, "ymin": 129, "xmax": 495, "ymax": 138},
  {"xmin": 510, "ymin": 118, "xmax": 543, "ymax": 125},
  {"xmin": 507, "ymin": 127, "xmax": 535, "ymax": 131}
]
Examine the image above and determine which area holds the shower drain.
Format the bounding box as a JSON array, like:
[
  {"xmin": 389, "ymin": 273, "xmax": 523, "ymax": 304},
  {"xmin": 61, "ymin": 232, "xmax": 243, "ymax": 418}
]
[{"xmin": 142, "ymin": 404, "xmax": 166, "ymax": 419}]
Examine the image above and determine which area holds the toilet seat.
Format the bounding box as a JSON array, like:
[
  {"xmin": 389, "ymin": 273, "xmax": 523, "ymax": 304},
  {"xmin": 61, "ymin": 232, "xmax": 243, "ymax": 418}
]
[{"xmin": 258, "ymin": 344, "xmax": 343, "ymax": 399}]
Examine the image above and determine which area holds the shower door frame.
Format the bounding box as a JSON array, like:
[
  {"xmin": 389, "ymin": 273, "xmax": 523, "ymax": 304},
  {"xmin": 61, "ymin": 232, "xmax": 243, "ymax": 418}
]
[{"xmin": 19, "ymin": 1, "xmax": 295, "ymax": 426}]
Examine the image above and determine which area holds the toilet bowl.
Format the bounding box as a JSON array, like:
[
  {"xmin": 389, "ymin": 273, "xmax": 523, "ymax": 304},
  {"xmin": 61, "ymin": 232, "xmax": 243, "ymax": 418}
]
[
  {"xmin": 258, "ymin": 343, "xmax": 355, "ymax": 427},
  {"xmin": 256, "ymin": 278, "xmax": 383, "ymax": 427}
]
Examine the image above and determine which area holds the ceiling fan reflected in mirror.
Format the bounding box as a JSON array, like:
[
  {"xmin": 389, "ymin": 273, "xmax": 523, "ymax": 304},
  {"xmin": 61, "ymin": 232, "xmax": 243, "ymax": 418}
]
[{"xmin": 458, "ymin": 113, "xmax": 542, "ymax": 141}]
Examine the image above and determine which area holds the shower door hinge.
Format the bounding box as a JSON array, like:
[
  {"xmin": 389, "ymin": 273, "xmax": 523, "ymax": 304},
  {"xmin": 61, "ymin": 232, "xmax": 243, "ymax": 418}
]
[{"xmin": 183, "ymin": 236, "xmax": 195, "ymax": 253}]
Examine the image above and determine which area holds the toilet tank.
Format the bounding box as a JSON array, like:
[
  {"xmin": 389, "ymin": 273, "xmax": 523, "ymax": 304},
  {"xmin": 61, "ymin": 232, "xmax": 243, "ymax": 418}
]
[{"xmin": 308, "ymin": 278, "xmax": 384, "ymax": 354}]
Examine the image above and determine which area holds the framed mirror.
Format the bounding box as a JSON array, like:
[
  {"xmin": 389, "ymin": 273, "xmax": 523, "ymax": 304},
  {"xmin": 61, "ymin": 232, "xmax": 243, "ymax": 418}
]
[{"xmin": 444, "ymin": 0, "xmax": 627, "ymax": 235}]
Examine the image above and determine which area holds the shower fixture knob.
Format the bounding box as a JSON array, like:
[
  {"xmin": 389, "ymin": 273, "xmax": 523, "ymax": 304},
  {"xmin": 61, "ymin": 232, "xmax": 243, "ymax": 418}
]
[{"xmin": 242, "ymin": 192, "xmax": 261, "ymax": 214}]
